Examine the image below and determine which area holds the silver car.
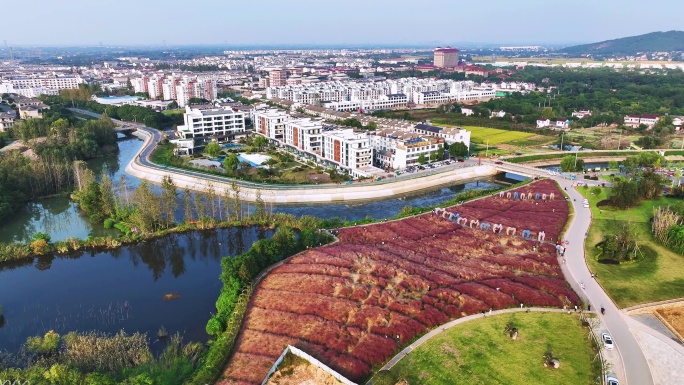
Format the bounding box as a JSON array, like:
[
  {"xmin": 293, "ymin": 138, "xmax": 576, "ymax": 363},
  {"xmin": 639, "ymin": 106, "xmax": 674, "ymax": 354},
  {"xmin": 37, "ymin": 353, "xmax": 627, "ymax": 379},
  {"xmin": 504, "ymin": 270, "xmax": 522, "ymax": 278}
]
[{"xmin": 602, "ymin": 332, "xmax": 614, "ymax": 350}]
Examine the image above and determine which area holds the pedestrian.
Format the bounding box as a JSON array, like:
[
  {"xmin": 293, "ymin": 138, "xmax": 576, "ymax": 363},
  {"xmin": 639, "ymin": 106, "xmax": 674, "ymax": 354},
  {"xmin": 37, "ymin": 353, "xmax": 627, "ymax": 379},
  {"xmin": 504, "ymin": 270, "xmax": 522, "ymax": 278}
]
[
  {"xmin": 588, "ymin": 305, "xmax": 591, "ymax": 311},
  {"xmin": 482, "ymin": 311, "xmax": 486, "ymax": 317},
  {"xmin": 520, "ymin": 303, "xmax": 524, "ymax": 309},
  {"xmin": 574, "ymin": 305, "xmax": 578, "ymax": 312}
]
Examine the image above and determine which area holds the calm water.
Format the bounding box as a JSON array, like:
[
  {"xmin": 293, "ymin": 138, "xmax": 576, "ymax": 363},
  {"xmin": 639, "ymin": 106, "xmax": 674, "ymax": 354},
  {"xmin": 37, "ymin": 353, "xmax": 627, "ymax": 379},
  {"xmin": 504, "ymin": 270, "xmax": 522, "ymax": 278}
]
[
  {"xmin": 0, "ymin": 137, "xmax": 517, "ymax": 354},
  {"xmin": 0, "ymin": 137, "xmax": 143, "ymax": 244},
  {"xmin": 0, "ymin": 227, "xmax": 272, "ymax": 353}
]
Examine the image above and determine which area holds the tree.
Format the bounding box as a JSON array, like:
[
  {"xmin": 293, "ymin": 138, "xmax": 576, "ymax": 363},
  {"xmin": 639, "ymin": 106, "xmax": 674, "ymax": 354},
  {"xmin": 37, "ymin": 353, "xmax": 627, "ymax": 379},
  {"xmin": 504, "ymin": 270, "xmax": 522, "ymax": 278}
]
[
  {"xmin": 99, "ymin": 175, "xmax": 116, "ymax": 219},
  {"xmin": 429, "ymin": 151, "xmax": 437, "ymax": 162},
  {"xmin": 223, "ymin": 153, "xmax": 239, "ymax": 174},
  {"xmin": 610, "ymin": 179, "xmax": 640, "ymax": 209},
  {"xmin": 638, "ymin": 170, "xmax": 665, "ymax": 200},
  {"xmin": 436, "ymin": 144, "xmax": 445, "ymax": 160},
  {"xmin": 160, "ymin": 175, "xmax": 178, "ymax": 228},
  {"xmin": 559, "ymin": 155, "xmax": 584, "ymax": 172},
  {"xmin": 608, "ymin": 160, "xmax": 619, "ymax": 170},
  {"xmin": 366, "ymin": 121, "xmax": 378, "ymax": 130},
  {"xmin": 204, "ymin": 142, "xmax": 222, "ymax": 157},
  {"xmin": 418, "ymin": 153, "xmax": 427, "ymax": 165},
  {"xmin": 253, "ymin": 135, "xmax": 267, "ymax": 151},
  {"xmin": 449, "ymin": 142, "xmax": 469, "ymax": 158},
  {"xmin": 167, "ymin": 100, "xmax": 179, "ymax": 109}
]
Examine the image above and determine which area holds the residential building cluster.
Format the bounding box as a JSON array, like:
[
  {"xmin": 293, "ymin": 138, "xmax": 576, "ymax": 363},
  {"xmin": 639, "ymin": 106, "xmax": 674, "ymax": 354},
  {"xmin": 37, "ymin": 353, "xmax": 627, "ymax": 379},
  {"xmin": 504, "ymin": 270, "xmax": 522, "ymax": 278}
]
[
  {"xmin": 234, "ymin": 104, "xmax": 471, "ymax": 178},
  {"xmin": 130, "ymin": 74, "xmax": 218, "ymax": 107},
  {"xmin": 266, "ymin": 78, "xmax": 496, "ymax": 112}
]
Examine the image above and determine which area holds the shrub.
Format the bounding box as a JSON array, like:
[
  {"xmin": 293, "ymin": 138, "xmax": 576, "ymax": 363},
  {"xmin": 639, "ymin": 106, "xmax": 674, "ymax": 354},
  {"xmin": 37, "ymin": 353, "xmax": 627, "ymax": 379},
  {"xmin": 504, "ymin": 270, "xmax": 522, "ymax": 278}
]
[
  {"xmin": 26, "ymin": 330, "xmax": 60, "ymax": 354},
  {"xmin": 30, "ymin": 238, "xmax": 51, "ymax": 256},
  {"xmin": 104, "ymin": 219, "xmax": 115, "ymax": 229},
  {"xmin": 114, "ymin": 223, "xmax": 132, "ymax": 235}
]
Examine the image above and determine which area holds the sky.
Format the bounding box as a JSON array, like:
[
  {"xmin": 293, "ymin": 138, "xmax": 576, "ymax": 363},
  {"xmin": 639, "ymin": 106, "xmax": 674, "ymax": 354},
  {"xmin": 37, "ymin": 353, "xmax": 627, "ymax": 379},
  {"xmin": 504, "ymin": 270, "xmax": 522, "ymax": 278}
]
[{"xmin": 2, "ymin": 0, "xmax": 683, "ymax": 47}]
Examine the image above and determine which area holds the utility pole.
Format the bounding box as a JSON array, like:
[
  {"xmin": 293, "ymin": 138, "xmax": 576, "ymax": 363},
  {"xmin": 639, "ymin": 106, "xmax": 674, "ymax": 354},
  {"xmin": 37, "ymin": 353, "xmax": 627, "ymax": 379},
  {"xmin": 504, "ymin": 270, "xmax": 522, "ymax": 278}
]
[
  {"xmin": 560, "ymin": 131, "xmax": 565, "ymax": 152},
  {"xmin": 617, "ymin": 129, "xmax": 622, "ymax": 150},
  {"xmin": 486, "ymin": 139, "xmax": 489, "ymax": 157},
  {"xmin": 574, "ymin": 149, "xmax": 579, "ymax": 169}
]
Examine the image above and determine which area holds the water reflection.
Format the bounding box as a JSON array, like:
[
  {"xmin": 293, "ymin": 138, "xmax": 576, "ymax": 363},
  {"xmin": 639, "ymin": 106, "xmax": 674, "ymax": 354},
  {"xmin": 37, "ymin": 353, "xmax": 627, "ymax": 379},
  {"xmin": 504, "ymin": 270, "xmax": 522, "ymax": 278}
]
[{"xmin": 0, "ymin": 226, "xmax": 272, "ymax": 353}]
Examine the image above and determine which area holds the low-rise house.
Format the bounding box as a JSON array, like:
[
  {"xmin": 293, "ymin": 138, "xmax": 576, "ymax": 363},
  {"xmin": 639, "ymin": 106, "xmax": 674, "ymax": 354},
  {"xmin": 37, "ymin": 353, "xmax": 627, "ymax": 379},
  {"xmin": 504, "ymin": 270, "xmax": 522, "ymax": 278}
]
[
  {"xmin": 624, "ymin": 114, "xmax": 661, "ymax": 128},
  {"xmin": 555, "ymin": 119, "xmax": 570, "ymax": 129},
  {"xmin": 571, "ymin": 110, "xmax": 592, "ymax": 119},
  {"xmin": 673, "ymin": 116, "xmax": 684, "ymax": 130},
  {"xmin": 19, "ymin": 104, "xmax": 44, "ymax": 119},
  {"xmin": 460, "ymin": 107, "xmax": 474, "ymax": 116},
  {"xmin": 640, "ymin": 114, "xmax": 660, "ymax": 128},
  {"xmin": 490, "ymin": 110, "xmax": 506, "ymax": 119},
  {"xmin": 536, "ymin": 118, "xmax": 551, "ymax": 128},
  {"xmin": 0, "ymin": 111, "xmax": 15, "ymax": 132}
]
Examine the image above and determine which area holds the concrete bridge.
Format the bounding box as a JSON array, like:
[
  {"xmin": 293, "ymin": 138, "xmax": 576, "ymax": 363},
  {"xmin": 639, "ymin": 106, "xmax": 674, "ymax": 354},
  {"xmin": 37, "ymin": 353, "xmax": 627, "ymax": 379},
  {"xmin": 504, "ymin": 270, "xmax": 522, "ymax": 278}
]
[{"xmin": 487, "ymin": 160, "xmax": 551, "ymax": 179}]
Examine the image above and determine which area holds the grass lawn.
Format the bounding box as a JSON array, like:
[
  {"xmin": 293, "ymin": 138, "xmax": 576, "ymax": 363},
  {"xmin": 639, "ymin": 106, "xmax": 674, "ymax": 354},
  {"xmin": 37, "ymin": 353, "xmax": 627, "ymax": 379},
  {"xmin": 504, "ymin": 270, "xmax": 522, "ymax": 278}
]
[
  {"xmin": 386, "ymin": 312, "xmax": 599, "ymax": 385},
  {"xmin": 579, "ymin": 187, "xmax": 684, "ymax": 307},
  {"xmin": 161, "ymin": 109, "xmax": 184, "ymax": 115},
  {"xmin": 463, "ymin": 126, "xmax": 534, "ymax": 145}
]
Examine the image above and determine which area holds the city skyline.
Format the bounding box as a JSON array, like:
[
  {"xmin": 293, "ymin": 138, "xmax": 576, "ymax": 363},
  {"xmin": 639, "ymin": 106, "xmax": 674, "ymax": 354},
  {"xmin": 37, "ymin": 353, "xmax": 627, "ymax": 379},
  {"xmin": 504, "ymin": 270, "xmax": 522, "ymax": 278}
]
[{"xmin": 2, "ymin": 0, "xmax": 683, "ymax": 47}]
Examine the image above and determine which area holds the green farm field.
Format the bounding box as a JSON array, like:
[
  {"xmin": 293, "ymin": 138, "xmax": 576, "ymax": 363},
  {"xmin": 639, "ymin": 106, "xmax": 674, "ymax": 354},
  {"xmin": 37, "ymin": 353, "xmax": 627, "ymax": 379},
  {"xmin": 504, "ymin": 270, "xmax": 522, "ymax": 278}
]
[{"xmin": 464, "ymin": 126, "xmax": 534, "ymax": 145}]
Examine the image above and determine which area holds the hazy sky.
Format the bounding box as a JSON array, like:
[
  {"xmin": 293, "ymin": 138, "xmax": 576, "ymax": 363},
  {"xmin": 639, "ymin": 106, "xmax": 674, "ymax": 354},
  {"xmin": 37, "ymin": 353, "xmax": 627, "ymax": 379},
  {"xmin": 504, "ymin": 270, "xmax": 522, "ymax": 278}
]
[{"xmin": 3, "ymin": 0, "xmax": 683, "ymax": 47}]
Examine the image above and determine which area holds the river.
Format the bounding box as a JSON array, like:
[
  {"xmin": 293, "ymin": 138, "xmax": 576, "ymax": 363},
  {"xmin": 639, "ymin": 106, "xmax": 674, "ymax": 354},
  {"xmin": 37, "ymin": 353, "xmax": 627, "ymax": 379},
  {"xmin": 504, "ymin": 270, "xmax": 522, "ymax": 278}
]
[{"xmin": 0, "ymin": 136, "xmax": 515, "ymax": 355}]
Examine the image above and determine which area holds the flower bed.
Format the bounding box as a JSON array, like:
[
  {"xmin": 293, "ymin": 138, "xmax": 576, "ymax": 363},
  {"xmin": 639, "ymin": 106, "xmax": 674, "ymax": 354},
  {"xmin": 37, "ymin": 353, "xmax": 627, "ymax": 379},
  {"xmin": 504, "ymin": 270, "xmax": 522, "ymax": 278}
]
[{"xmin": 220, "ymin": 180, "xmax": 577, "ymax": 384}]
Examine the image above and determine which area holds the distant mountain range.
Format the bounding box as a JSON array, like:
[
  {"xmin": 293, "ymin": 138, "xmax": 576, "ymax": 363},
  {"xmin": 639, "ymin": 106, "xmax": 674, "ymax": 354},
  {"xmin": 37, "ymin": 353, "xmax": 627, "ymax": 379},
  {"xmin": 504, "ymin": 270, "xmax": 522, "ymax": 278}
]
[{"xmin": 560, "ymin": 31, "xmax": 684, "ymax": 56}]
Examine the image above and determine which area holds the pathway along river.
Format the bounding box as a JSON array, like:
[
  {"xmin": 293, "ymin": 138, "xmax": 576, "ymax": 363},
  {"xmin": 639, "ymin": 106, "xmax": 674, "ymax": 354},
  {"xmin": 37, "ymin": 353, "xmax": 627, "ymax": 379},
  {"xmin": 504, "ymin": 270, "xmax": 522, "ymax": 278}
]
[{"xmin": 0, "ymin": 136, "xmax": 516, "ymax": 354}]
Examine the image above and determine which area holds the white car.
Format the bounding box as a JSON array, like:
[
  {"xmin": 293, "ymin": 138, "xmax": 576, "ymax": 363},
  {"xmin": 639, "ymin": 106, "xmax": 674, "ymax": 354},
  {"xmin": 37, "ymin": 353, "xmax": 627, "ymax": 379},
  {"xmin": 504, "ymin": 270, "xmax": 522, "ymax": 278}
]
[
  {"xmin": 606, "ymin": 375, "xmax": 619, "ymax": 385},
  {"xmin": 583, "ymin": 204, "xmax": 590, "ymax": 208},
  {"xmin": 602, "ymin": 332, "xmax": 614, "ymax": 350}
]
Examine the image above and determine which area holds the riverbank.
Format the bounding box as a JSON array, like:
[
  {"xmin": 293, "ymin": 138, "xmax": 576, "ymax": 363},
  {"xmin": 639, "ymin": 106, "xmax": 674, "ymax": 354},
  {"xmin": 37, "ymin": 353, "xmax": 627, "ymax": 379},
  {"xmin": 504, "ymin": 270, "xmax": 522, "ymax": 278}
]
[{"xmin": 127, "ymin": 128, "xmax": 501, "ymax": 203}]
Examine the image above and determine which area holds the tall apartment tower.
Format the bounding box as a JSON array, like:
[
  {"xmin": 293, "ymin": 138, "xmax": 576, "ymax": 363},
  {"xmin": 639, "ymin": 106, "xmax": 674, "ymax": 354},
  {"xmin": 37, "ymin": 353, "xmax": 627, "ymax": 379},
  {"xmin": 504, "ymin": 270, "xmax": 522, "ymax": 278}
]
[
  {"xmin": 433, "ymin": 47, "xmax": 460, "ymax": 68},
  {"xmin": 269, "ymin": 69, "xmax": 289, "ymax": 87}
]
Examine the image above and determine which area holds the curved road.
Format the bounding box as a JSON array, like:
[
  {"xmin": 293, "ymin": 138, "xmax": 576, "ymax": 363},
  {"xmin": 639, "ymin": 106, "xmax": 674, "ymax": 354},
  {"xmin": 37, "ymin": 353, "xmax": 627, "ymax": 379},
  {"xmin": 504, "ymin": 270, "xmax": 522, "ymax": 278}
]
[{"xmin": 553, "ymin": 176, "xmax": 653, "ymax": 385}]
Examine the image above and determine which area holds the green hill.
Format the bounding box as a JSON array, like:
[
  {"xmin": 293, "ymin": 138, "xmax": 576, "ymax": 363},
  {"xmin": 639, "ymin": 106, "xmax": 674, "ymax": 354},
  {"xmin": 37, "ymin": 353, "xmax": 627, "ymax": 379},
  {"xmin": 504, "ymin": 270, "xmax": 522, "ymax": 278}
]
[{"xmin": 560, "ymin": 31, "xmax": 684, "ymax": 56}]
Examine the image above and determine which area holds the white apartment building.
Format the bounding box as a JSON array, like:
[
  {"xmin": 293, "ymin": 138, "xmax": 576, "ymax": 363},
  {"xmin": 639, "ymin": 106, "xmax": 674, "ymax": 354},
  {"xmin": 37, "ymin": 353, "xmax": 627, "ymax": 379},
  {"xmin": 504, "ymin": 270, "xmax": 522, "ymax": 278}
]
[
  {"xmin": 4, "ymin": 75, "xmax": 84, "ymax": 90},
  {"xmin": 322, "ymin": 93, "xmax": 408, "ymax": 112},
  {"xmin": 284, "ymin": 118, "xmax": 324, "ymax": 158},
  {"xmin": 372, "ymin": 129, "xmax": 444, "ymax": 170},
  {"xmin": 253, "ymin": 108, "xmax": 289, "ymax": 142},
  {"xmin": 413, "ymin": 124, "xmax": 471, "ymax": 147},
  {"xmin": 322, "ymin": 128, "xmax": 373, "ymax": 177},
  {"xmin": 176, "ymin": 105, "xmax": 245, "ymax": 142}
]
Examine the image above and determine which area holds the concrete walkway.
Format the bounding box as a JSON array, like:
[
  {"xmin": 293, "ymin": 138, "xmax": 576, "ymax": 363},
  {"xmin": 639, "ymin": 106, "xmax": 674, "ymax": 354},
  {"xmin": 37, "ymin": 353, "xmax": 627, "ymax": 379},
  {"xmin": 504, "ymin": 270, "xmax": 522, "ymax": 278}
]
[{"xmin": 378, "ymin": 308, "xmax": 573, "ymax": 372}]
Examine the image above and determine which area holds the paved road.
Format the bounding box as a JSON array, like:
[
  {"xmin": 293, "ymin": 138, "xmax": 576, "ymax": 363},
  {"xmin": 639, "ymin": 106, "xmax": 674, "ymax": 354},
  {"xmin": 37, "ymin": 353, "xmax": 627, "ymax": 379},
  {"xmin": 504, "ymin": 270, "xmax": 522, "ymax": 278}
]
[{"xmin": 555, "ymin": 177, "xmax": 654, "ymax": 385}]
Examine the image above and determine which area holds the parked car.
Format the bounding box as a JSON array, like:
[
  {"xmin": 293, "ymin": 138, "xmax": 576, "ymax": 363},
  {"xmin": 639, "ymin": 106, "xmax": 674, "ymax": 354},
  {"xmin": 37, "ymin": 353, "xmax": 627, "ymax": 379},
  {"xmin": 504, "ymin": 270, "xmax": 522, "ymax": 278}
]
[
  {"xmin": 606, "ymin": 375, "xmax": 619, "ymax": 385},
  {"xmin": 495, "ymin": 161, "xmax": 504, "ymax": 165},
  {"xmin": 602, "ymin": 333, "xmax": 614, "ymax": 350},
  {"xmin": 457, "ymin": 158, "xmax": 465, "ymax": 162}
]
